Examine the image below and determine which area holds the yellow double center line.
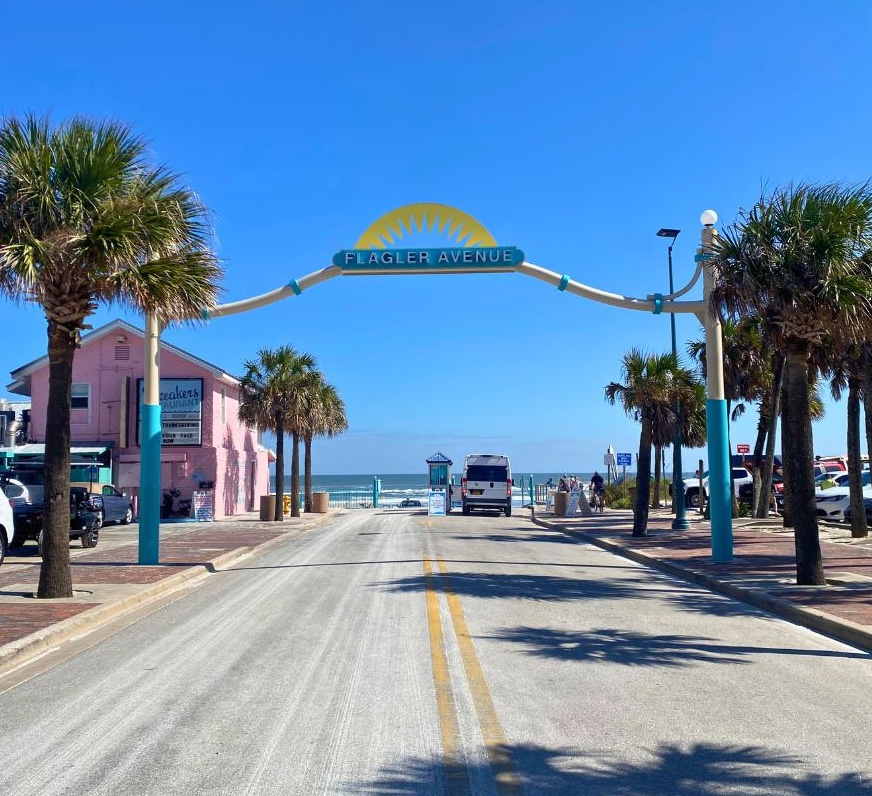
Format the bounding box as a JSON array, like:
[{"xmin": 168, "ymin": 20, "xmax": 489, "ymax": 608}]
[{"xmin": 424, "ymin": 544, "xmax": 523, "ymax": 795}]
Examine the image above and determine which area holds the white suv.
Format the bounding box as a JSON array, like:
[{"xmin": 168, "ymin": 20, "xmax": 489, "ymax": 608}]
[{"xmin": 685, "ymin": 468, "xmax": 753, "ymax": 508}]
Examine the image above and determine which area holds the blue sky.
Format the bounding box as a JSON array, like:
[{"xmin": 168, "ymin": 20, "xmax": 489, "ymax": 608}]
[{"xmin": 1, "ymin": 1, "xmax": 869, "ymax": 475}]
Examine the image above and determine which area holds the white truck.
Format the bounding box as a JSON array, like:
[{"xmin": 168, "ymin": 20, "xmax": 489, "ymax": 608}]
[
  {"xmin": 685, "ymin": 467, "xmax": 753, "ymax": 508},
  {"xmin": 461, "ymin": 454, "xmax": 513, "ymax": 517}
]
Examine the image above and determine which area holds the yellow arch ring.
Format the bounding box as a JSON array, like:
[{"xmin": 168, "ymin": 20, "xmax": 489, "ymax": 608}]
[{"xmin": 354, "ymin": 202, "xmax": 497, "ymax": 249}]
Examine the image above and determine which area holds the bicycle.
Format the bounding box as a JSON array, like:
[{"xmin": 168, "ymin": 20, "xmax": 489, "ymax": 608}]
[{"xmin": 591, "ymin": 488, "xmax": 605, "ymax": 513}]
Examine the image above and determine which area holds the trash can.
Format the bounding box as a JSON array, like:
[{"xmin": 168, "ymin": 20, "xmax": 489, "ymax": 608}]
[
  {"xmin": 553, "ymin": 491, "xmax": 569, "ymax": 516},
  {"xmin": 312, "ymin": 492, "xmax": 329, "ymax": 513},
  {"xmin": 259, "ymin": 495, "xmax": 277, "ymax": 520}
]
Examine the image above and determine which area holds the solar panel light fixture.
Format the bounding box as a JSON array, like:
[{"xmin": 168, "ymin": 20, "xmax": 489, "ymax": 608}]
[{"xmin": 657, "ymin": 228, "xmax": 681, "ymax": 239}]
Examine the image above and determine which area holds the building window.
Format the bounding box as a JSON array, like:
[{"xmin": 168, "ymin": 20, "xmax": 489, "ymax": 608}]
[
  {"xmin": 221, "ymin": 387, "xmax": 226, "ymax": 424},
  {"xmin": 71, "ymin": 384, "xmax": 90, "ymax": 410}
]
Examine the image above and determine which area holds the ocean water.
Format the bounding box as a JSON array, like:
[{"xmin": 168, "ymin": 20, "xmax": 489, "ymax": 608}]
[{"xmin": 270, "ymin": 472, "xmax": 690, "ymax": 507}]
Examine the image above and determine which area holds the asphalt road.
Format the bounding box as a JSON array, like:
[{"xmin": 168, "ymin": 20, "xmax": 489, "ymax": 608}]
[{"xmin": 2, "ymin": 509, "xmax": 872, "ymax": 795}]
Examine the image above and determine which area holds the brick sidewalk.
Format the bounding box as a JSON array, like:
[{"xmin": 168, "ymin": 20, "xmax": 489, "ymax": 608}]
[{"xmin": 532, "ymin": 508, "xmax": 872, "ymax": 652}]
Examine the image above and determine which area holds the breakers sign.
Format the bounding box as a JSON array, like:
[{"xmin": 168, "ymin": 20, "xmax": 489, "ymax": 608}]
[
  {"xmin": 333, "ymin": 245, "xmax": 523, "ymax": 273},
  {"xmin": 333, "ymin": 202, "xmax": 524, "ymax": 274}
]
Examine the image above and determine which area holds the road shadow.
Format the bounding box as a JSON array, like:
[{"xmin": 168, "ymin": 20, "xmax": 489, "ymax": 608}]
[
  {"xmin": 349, "ymin": 741, "xmax": 872, "ymax": 795},
  {"xmin": 487, "ymin": 626, "xmax": 870, "ymax": 667},
  {"xmin": 380, "ymin": 570, "xmax": 648, "ymax": 603},
  {"xmin": 450, "ymin": 532, "xmax": 577, "ymax": 545}
]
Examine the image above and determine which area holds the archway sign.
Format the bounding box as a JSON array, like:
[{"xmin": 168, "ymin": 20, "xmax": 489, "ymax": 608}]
[{"xmin": 138, "ymin": 203, "xmax": 732, "ymax": 565}]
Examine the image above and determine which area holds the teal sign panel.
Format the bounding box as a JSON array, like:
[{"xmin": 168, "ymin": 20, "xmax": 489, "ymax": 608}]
[{"xmin": 333, "ymin": 246, "xmax": 524, "ymax": 272}]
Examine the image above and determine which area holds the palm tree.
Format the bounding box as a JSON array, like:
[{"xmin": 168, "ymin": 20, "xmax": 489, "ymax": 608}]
[
  {"xmin": 300, "ymin": 376, "xmax": 348, "ymax": 512},
  {"xmin": 711, "ymin": 183, "xmax": 872, "ymax": 584},
  {"xmin": 281, "ymin": 355, "xmax": 318, "ymax": 518},
  {"xmin": 0, "ymin": 116, "xmax": 221, "ymax": 598},
  {"xmin": 238, "ymin": 346, "xmax": 315, "ymax": 521},
  {"xmin": 605, "ymin": 350, "xmax": 700, "ymax": 536},
  {"xmin": 827, "ymin": 343, "xmax": 868, "ymax": 538}
]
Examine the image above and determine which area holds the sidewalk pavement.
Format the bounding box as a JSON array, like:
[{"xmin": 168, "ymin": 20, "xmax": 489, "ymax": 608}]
[
  {"xmin": 532, "ymin": 506, "xmax": 872, "ymax": 653},
  {"xmin": 0, "ymin": 511, "xmax": 332, "ymax": 677},
  {"xmin": 3, "ymin": 505, "xmax": 872, "ymax": 680}
]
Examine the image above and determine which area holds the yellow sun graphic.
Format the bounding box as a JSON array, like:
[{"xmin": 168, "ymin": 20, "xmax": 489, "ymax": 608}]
[{"xmin": 354, "ymin": 203, "xmax": 497, "ymax": 249}]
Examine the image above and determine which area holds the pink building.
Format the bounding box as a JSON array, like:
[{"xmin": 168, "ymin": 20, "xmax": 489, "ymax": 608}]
[{"xmin": 6, "ymin": 319, "xmax": 272, "ymax": 518}]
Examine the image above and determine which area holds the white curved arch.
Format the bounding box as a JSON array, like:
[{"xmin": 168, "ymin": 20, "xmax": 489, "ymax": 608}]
[
  {"xmin": 201, "ymin": 260, "xmax": 704, "ymax": 319},
  {"xmin": 517, "ymin": 261, "xmax": 705, "ymax": 315}
]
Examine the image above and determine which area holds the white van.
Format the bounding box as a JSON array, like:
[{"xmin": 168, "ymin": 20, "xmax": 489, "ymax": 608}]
[{"xmin": 461, "ymin": 454, "xmax": 512, "ymax": 517}]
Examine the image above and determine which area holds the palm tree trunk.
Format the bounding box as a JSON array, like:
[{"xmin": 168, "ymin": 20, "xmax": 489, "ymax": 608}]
[
  {"xmin": 779, "ymin": 367, "xmax": 793, "ymax": 528},
  {"xmin": 652, "ymin": 443, "xmax": 662, "ymax": 509},
  {"xmin": 847, "ymin": 377, "xmax": 868, "ymax": 538},
  {"xmin": 784, "ymin": 341, "xmax": 825, "ymax": 585},
  {"xmin": 290, "ymin": 433, "xmax": 301, "ymax": 517},
  {"xmin": 633, "ymin": 417, "xmax": 653, "ymax": 536},
  {"xmin": 757, "ymin": 355, "xmax": 784, "ymax": 519},
  {"xmin": 37, "ymin": 325, "xmax": 75, "ymax": 598},
  {"xmin": 274, "ymin": 415, "xmax": 285, "ymax": 522},
  {"xmin": 304, "ymin": 435, "xmax": 313, "ymax": 513},
  {"xmin": 863, "ymin": 346, "xmax": 872, "ymax": 484},
  {"xmin": 750, "ymin": 406, "xmax": 768, "ymax": 516}
]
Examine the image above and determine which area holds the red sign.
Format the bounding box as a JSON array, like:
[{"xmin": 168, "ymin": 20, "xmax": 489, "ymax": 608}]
[{"xmin": 736, "ymin": 444, "xmax": 750, "ymax": 454}]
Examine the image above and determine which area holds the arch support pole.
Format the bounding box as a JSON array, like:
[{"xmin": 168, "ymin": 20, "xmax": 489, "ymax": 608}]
[{"xmin": 139, "ymin": 314, "xmax": 162, "ymax": 565}]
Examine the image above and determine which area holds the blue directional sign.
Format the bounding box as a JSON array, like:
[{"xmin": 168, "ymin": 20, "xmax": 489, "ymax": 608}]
[{"xmin": 616, "ymin": 453, "xmax": 632, "ymax": 466}]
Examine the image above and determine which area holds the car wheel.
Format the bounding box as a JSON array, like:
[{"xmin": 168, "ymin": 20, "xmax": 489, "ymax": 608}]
[
  {"xmin": 121, "ymin": 506, "xmax": 133, "ymax": 525},
  {"xmin": 37, "ymin": 529, "xmax": 44, "ymax": 558},
  {"xmin": 0, "ymin": 530, "xmax": 6, "ymax": 566},
  {"xmin": 80, "ymin": 528, "xmax": 99, "ymax": 548},
  {"xmin": 686, "ymin": 488, "xmax": 702, "ymax": 508}
]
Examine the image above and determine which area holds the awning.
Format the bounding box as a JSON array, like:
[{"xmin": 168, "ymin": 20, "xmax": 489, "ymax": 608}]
[{"xmin": 0, "ymin": 443, "xmax": 110, "ymax": 457}]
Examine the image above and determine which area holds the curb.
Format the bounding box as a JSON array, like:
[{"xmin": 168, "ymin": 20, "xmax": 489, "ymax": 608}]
[
  {"xmin": 0, "ymin": 513, "xmax": 334, "ymax": 677},
  {"xmin": 530, "ymin": 515, "xmax": 872, "ymax": 654}
]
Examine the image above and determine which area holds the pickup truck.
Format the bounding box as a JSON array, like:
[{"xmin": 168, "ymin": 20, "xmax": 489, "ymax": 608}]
[
  {"xmin": 685, "ymin": 468, "xmax": 754, "ymax": 508},
  {"xmin": 0, "ymin": 474, "xmax": 102, "ymax": 551}
]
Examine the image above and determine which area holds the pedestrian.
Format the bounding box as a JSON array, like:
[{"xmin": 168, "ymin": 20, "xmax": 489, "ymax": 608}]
[{"xmin": 546, "ymin": 477, "xmax": 554, "ymax": 489}]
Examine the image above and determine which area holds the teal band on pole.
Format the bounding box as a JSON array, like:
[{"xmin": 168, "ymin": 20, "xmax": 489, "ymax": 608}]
[
  {"xmin": 200, "ymin": 308, "xmax": 211, "ymax": 321},
  {"xmin": 139, "ymin": 403, "xmax": 162, "ymax": 565},
  {"xmin": 557, "ymin": 275, "xmax": 570, "ymax": 291},
  {"xmin": 287, "ymin": 279, "xmax": 302, "ymax": 295},
  {"xmin": 652, "ymin": 293, "xmax": 663, "ymax": 314},
  {"xmin": 705, "ymin": 398, "xmax": 733, "ymax": 562}
]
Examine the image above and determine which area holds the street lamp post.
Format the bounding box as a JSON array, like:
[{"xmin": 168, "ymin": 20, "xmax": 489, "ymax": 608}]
[{"xmin": 657, "ymin": 228, "xmax": 691, "ymax": 530}]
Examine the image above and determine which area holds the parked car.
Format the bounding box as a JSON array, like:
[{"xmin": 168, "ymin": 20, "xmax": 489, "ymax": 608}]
[
  {"xmin": 1, "ymin": 475, "xmax": 43, "ymax": 545},
  {"xmin": 738, "ymin": 473, "xmax": 785, "ymax": 509},
  {"xmin": 399, "ymin": 498, "xmax": 422, "ymax": 508},
  {"xmin": 843, "ymin": 497, "xmax": 872, "ymax": 524},
  {"xmin": 685, "ymin": 467, "xmax": 753, "ymax": 509},
  {"xmin": 815, "ymin": 471, "xmax": 872, "ymax": 522},
  {"xmin": 86, "ymin": 484, "xmax": 134, "ymax": 525},
  {"xmin": 0, "ymin": 477, "xmax": 103, "ymax": 551},
  {"xmin": 0, "ymin": 486, "xmax": 14, "ymax": 566}
]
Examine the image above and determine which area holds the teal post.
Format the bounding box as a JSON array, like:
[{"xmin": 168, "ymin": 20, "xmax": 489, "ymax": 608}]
[
  {"xmin": 373, "ymin": 476, "xmax": 381, "ymax": 508},
  {"xmin": 139, "ymin": 403, "xmax": 161, "ymax": 564},
  {"xmin": 529, "ymin": 475, "xmax": 534, "ymax": 510},
  {"xmin": 706, "ymin": 398, "xmax": 733, "ymax": 562}
]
